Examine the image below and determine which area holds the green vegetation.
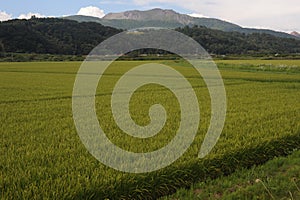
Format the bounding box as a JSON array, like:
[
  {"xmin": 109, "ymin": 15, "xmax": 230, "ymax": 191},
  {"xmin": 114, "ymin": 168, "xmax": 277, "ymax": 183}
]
[
  {"xmin": 216, "ymin": 59, "xmax": 300, "ymax": 66},
  {"xmin": 162, "ymin": 150, "xmax": 300, "ymax": 200},
  {"xmin": 0, "ymin": 18, "xmax": 121, "ymax": 55},
  {"xmin": 215, "ymin": 60, "xmax": 300, "ymax": 73},
  {"xmin": 0, "ymin": 53, "xmax": 85, "ymax": 62},
  {"xmin": 176, "ymin": 26, "xmax": 300, "ymax": 55},
  {"xmin": 1, "ymin": 18, "xmax": 300, "ymax": 58},
  {"xmin": 1, "ymin": 60, "xmax": 300, "ymax": 199}
]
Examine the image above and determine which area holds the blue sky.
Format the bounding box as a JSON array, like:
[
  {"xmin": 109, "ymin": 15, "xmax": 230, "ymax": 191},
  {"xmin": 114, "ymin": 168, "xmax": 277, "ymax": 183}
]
[
  {"xmin": 0, "ymin": 0, "xmax": 190, "ymax": 17},
  {"xmin": 0, "ymin": 0, "xmax": 299, "ymax": 32}
]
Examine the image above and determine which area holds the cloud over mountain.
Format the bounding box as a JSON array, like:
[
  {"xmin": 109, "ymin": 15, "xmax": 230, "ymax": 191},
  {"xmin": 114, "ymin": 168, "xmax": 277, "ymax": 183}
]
[
  {"xmin": 18, "ymin": 12, "xmax": 46, "ymax": 19},
  {"xmin": 77, "ymin": 6, "xmax": 105, "ymax": 18},
  {"xmin": 0, "ymin": 11, "xmax": 12, "ymax": 21}
]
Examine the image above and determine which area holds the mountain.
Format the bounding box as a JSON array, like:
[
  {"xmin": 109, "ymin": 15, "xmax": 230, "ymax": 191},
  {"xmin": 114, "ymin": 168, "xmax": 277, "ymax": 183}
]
[
  {"xmin": 65, "ymin": 8, "xmax": 242, "ymax": 32},
  {"xmin": 1, "ymin": 18, "xmax": 300, "ymax": 56},
  {"xmin": 291, "ymin": 31, "xmax": 300, "ymax": 37},
  {"xmin": 103, "ymin": 8, "xmax": 195, "ymax": 24},
  {"xmin": 64, "ymin": 15, "xmax": 184, "ymax": 30},
  {"xmin": 65, "ymin": 8, "xmax": 298, "ymax": 39}
]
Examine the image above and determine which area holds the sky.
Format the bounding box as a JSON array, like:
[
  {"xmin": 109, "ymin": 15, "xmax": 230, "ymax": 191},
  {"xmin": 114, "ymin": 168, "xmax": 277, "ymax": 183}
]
[{"xmin": 0, "ymin": 0, "xmax": 299, "ymax": 33}]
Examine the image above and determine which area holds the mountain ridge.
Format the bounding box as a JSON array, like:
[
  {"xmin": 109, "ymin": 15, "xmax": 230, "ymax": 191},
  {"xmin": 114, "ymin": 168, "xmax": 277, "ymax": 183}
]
[
  {"xmin": 65, "ymin": 8, "xmax": 298, "ymax": 40},
  {"xmin": 103, "ymin": 8, "xmax": 195, "ymax": 25}
]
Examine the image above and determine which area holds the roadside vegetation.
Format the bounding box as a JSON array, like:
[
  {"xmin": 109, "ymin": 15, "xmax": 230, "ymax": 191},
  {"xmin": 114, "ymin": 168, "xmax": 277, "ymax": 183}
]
[{"xmin": 162, "ymin": 150, "xmax": 300, "ymax": 200}]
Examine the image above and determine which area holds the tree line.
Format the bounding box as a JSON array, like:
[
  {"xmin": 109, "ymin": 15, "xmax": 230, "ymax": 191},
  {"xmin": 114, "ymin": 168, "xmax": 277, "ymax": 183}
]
[
  {"xmin": 0, "ymin": 18, "xmax": 299, "ymax": 57},
  {"xmin": 176, "ymin": 26, "xmax": 300, "ymax": 55},
  {"xmin": 0, "ymin": 17, "xmax": 121, "ymax": 56}
]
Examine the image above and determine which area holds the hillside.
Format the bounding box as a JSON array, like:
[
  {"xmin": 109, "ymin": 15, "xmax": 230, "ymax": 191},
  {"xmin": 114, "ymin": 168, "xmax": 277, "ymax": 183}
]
[
  {"xmin": 64, "ymin": 15, "xmax": 184, "ymax": 30},
  {"xmin": 0, "ymin": 18, "xmax": 121, "ymax": 55},
  {"xmin": 176, "ymin": 26, "xmax": 300, "ymax": 55},
  {"xmin": 66, "ymin": 8, "xmax": 297, "ymax": 39},
  {"xmin": 0, "ymin": 18, "xmax": 300, "ymax": 56},
  {"xmin": 104, "ymin": 8, "xmax": 195, "ymax": 24}
]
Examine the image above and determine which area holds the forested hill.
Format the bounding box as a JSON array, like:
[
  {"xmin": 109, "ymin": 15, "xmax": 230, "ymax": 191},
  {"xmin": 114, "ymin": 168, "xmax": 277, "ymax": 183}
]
[
  {"xmin": 176, "ymin": 26, "xmax": 300, "ymax": 55},
  {"xmin": 0, "ymin": 18, "xmax": 121, "ymax": 55},
  {"xmin": 0, "ymin": 17, "xmax": 300, "ymax": 56}
]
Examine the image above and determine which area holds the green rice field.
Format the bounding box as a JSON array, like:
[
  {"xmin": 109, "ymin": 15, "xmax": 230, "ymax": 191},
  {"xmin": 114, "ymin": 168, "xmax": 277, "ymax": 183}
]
[{"xmin": 1, "ymin": 60, "xmax": 300, "ymax": 199}]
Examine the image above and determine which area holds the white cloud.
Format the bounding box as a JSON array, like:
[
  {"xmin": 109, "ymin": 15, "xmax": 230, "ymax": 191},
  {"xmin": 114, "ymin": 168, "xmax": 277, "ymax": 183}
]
[
  {"xmin": 0, "ymin": 11, "xmax": 12, "ymax": 21},
  {"xmin": 18, "ymin": 12, "xmax": 46, "ymax": 19},
  {"xmin": 77, "ymin": 6, "xmax": 105, "ymax": 18},
  {"xmin": 188, "ymin": 13, "xmax": 209, "ymax": 18},
  {"xmin": 131, "ymin": 0, "xmax": 300, "ymax": 32}
]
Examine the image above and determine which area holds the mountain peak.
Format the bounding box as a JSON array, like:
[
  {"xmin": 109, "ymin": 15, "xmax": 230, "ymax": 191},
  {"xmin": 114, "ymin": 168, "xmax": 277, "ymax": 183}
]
[
  {"xmin": 103, "ymin": 8, "xmax": 194, "ymax": 24},
  {"xmin": 290, "ymin": 31, "xmax": 300, "ymax": 37},
  {"xmin": 150, "ymin": 8, "xmax": 173, "ymax": 11}
]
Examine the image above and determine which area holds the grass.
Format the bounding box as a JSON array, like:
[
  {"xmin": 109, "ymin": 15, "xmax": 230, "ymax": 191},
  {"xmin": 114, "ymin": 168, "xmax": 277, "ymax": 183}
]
[
  {"xmin": 162, "ymin": 149, "xmax": 300, "ymax": 200},
  {"xmin": 1, "ymin": 60, "xmax": 300, "ymax": 199},
  {"xmin": 215, "ymin": 59, "xmax": 300, "ymax": 73},
  {"xmin": 215, "ymin": 59, "xmax": 300, "ymax": 66}
]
